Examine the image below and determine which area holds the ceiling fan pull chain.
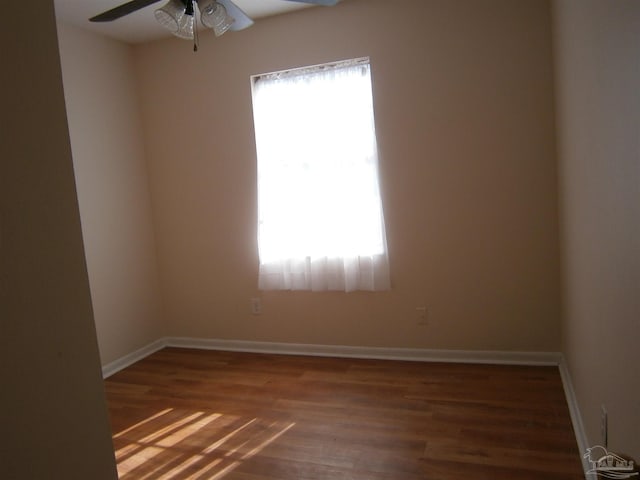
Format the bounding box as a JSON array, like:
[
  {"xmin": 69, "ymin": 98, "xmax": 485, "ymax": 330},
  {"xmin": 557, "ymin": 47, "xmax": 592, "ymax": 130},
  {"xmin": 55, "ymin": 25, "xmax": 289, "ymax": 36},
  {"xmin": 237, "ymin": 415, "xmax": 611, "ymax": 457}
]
[
  {"xmin": 193, "ymin": 18, "xmax": 199, "ymax": 52},
  {"xmin": 192, "ymin": 0, "xmax": 199, "ymax": 51}
]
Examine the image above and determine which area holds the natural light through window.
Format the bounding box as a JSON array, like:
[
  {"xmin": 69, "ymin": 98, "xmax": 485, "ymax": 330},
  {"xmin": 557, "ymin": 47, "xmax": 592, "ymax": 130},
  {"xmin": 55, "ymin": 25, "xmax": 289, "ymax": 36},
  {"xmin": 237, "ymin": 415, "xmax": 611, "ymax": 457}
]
[
  {"xmin": 251, "ymin": 57, "xmax": 390, "ymax": 292},
  {"xmin": 113, "ymin": 408, "xmax": 295, "ymax": 479}
]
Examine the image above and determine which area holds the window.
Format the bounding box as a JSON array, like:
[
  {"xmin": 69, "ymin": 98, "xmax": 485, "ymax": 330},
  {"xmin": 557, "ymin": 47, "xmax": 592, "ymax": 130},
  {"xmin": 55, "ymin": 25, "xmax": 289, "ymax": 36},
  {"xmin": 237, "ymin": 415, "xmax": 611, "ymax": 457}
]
[{"xmin": 251, "ymin": 57, "xmax": 390, "ymax": 292}]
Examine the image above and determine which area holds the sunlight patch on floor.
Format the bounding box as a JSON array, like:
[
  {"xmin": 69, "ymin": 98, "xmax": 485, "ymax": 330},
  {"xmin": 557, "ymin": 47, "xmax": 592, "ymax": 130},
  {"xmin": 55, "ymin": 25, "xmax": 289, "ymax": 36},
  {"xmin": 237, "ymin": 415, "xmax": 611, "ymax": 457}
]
[{"xmin": 113, "ymin": 408, "xmax": 296, "ymax": 479}]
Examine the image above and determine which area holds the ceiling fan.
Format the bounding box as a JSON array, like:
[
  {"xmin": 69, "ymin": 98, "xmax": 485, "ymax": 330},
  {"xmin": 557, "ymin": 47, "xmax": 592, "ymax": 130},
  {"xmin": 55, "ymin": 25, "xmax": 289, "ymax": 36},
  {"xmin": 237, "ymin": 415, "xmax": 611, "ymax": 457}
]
[{"xmin": 90, "ymin": 0, "xmax": 339, "ymax": 50}]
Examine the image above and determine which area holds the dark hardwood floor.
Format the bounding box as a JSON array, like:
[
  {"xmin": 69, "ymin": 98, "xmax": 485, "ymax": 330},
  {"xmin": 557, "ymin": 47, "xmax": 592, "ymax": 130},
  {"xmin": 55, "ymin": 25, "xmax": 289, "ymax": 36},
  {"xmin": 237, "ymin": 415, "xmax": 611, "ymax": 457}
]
[{"xmin": 105, "ymin": 347, "xmax": 584, "ymax": 479}]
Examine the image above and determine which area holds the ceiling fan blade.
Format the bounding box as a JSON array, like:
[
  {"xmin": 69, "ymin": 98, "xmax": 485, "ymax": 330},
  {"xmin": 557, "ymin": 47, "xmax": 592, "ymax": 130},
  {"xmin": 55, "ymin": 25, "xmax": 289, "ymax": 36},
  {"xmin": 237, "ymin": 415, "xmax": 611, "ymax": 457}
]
[
  {"xmin": 282, "ymin": 0, "xmax": 340, "ymax": 5},
  {"xmin": 217, "ymin": 0, "xmax": 254, "ymax": 31},
  {"xmin": 89, "ymin": 0, "xmax": 163, "ymax": 22}
]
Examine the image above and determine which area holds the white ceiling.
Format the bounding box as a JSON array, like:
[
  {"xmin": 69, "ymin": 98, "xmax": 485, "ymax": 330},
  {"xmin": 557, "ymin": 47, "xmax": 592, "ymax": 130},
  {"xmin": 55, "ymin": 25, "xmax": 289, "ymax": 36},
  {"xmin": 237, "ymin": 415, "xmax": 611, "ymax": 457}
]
[{"xmin": 54, "ymin": 0, "xmax": 318, "ymax": 44}]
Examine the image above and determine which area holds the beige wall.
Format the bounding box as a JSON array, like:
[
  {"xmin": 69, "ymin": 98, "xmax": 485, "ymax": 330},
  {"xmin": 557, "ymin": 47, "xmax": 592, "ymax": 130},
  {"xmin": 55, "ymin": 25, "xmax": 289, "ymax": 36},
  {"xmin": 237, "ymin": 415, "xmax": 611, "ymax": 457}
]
[
  {"xmin": 0, "ymin": 2, "xmax": 117, "ymax": 478},
  {"xmin": 554, "ymin": 0, "xmax": 640, "ymax": 460},
  {"xmin": 57, "ymin": 23, "xmax": 164, "ymax": 365},
  {"xmin": 136, "ymin": 0, "xmax": 561, "ymax": 351}
]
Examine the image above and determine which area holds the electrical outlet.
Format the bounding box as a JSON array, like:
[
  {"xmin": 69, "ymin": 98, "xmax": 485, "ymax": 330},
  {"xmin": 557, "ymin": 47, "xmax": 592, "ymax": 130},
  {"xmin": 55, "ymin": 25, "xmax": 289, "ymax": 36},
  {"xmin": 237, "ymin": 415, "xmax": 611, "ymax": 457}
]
[
  {"xmin": 601, "ymin": 404, "xmax": 608, "ymax": 447},
  {"xmin": 250, "ymin": 297, "xmax": 262, "ymax": 315},
  {"xmin": 416, "ymin": 306, "xmax": 428, "ymax": 326}
]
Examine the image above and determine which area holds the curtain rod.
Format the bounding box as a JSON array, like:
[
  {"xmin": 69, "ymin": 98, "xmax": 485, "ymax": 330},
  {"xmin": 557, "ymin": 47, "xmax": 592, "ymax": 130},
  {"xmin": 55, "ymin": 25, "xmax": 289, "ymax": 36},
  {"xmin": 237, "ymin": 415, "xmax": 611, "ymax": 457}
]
[{"xmin": 252, "ymin": 57, "xmax": 370, "ymax": 83}]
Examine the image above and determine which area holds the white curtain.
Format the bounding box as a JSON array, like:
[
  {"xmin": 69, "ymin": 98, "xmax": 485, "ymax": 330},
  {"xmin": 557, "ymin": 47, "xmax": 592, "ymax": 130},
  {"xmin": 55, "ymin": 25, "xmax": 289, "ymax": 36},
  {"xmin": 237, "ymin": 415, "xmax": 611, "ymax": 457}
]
[{"xmin": 252, "ymin": 58, "xmax": 390, "ymax": 292}]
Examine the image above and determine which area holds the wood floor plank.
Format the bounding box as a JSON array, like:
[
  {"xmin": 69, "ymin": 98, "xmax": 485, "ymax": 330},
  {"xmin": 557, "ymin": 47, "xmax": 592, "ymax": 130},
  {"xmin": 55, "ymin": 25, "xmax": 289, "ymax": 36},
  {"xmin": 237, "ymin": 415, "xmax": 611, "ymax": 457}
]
[{"xmin": 105, "ymin": 347, "xmax": 584, "ymax": 479}]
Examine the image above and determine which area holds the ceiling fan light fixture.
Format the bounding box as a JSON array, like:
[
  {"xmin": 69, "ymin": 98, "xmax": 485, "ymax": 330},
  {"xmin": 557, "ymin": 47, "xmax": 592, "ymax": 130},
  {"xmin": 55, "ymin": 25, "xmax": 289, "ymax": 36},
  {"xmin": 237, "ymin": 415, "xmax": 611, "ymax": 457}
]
[
  {"xmin": 200, "ymin": 0, "xmax": 235, "ymax": 37},
  {"xmin": 175, "ymin": 11, "xmax": 195, "ymax": 39},
  {"xmin": 154, "ymin": 0, "xmax": 186, "ymax": 34},
  {"xmin": 90, "ymin": 0, "xmax": 341, "ymax": 47}
]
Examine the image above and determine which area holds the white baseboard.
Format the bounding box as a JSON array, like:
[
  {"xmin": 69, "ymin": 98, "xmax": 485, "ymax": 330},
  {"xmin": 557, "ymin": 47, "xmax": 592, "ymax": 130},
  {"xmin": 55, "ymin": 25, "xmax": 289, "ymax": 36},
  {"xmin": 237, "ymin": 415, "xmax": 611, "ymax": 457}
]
[
  {"xmin": 101, "ymin": 338, "xmax": 167, "ymax": 378},
  {"xmin": 559, "ymin": 358, "xmax": 592, "ymax": 479},
  {"xmin": 103, "ymin": 336, "xmax": 563, "ymax": 376},
  {"xmin": 166, "ymin": 336, "xmax": 563, "ymax": 366}
]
